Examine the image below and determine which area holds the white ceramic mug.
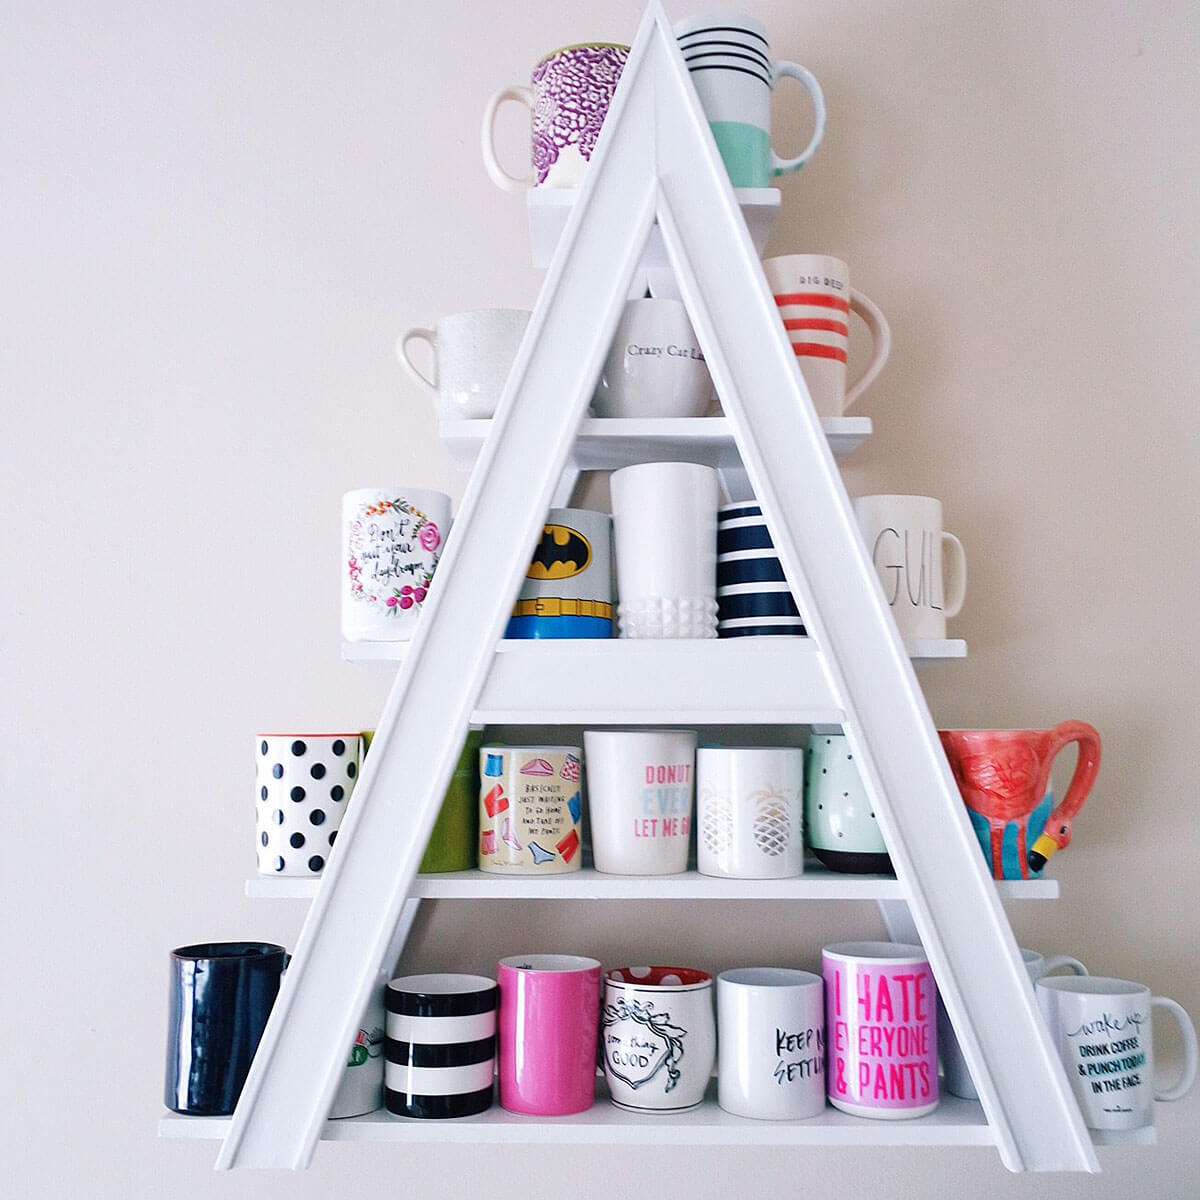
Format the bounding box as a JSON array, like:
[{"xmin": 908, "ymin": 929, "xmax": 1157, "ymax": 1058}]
[
  {"xmin": 610, "ymin": 462, "xmax": 720, "ymax": 639},
  {"xmin": 255, "ymin": 734, "xmax": 361, "ymax": 876},
  {"xmin": 696, "ymin": 747, "xmax": 804, "ymax": 879},
  {"xmin": 804, "ymin": 732, "xmax": 890, "ymax": 874},
  {"xmin": 397, "ymin": 309, "xmax": 530, "ymax": 421},
  {"xmin": 331, "ymin": 987, "xmax": 385, "ymax": 1118},
  {"xmin": 592, "ymin": 299, "xmax": 714, "ymax": 418},
  {"xmin": 482, "ymin": 44, "xmax": 629, "ymax": 191},
  {"xmin": 853, "ymin": 495, "xmax": 966, "ymax": 641},
  {"xmin": 1036, "ymin": 976, "xmax": 1198, "ymax": 1130},
  {"xmin": 674, "ymin": 13, "xmax": 825, "ymax": 188},
  {"xmin": 342, "ymin": 488, "xmax": 452, "ymax": 642},
  {"xmin": 584, "ymin": 729, "xmax": 697, "ymax": 875},
  {"xmin": 602, "ymin": 967, "xmax": 716, "ymax": 1112},
  {"xmin": 717, "ymin": 967, "xmax": 826, "ymax": 1119},
  {"xmin": 477, "ymin": 745, "xmax": 583, "ymax": 874},
  {"xmin": 941, "ymin": 949, "xmax": 1088, "ymax": 1100},
  {"xmin": 763, "ymin": 255, "xmax": 890, "ymax": 418}
]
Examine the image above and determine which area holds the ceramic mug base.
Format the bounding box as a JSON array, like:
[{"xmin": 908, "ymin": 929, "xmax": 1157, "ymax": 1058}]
[
  {"xmin": 812, "ymin": 847, "xmax": 893, "ymax": 875},
  {"xmin": 609, "ymin": 1097, "xmax": 705, "ymax": 1114},
  {"xmin": 829, "ymin": 1096, "xmax": 939, "ymax": 1120},
  {"xmin": 385, "ymin": 1085, "xmax": 493, "ymax": 1120}
]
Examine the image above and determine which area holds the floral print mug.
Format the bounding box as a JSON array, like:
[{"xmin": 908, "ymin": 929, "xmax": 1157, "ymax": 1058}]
[{"xmin": 482, "ymin": 43, "xmax": 630, "ymax": 191}]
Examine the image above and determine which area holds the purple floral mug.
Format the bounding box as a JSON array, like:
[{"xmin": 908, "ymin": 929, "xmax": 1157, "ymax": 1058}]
[{"xmin": 482, "ymin": 43, "xmax": 629, "ymax": 191}]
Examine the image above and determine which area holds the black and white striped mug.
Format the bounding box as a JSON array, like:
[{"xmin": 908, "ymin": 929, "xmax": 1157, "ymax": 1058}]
[{"xmin": 385, "ymin": 974, "xmax": 499, "ymax": 1119}]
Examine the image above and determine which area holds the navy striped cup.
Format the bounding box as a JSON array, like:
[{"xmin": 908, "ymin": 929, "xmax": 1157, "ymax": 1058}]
[
  {"xmin": 717, "ymin": 503, "xmax": 805, "ymax": 635},
  {"xmin": 385, "ymin": 974, "xmax": 498, "ymax": 1119}
]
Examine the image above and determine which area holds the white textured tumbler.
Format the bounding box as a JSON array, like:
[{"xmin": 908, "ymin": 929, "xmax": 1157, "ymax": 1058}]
[{"xmin": 610, "ymin": 462, "xmax": 719, "ymax": 638}]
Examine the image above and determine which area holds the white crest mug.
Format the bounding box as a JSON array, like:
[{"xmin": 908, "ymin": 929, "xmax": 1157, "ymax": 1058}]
[
  {"xmin": 397, "ymin": 309, "xmax": 530, "ymax": 421},
  {"xmin": 717, "ymin": 967, "xmax": 826, "ymax": 1119},
  {"xmin": 602, "ymin": 967, "xmax": 716, "ymax": 1112},
  {"xmin": 696, "ymin": 746, "xmax": 804, "ymax": 879},
  {"xmin": 853, "ymin": 495, "xmax": 966, "ymax": 642},
  {"xmin": 763, "ymin": 255, "xmax": 890, "ymax": 418},
  {"xmin": 941, "ymin": 949, "xmax": 1088, "ymax": 1100},
  {"xmin": 1036, "ymin": 976, "xmax": 1198, "ymax": 1130}
]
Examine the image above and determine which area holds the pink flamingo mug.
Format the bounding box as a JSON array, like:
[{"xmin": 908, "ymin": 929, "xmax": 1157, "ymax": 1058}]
[
  {"xmin": 938, "ymin": 723, "xmax": 1102, "ymax": 880},
  {"xmin": 497, "ymin": 955, "xmax": 601, "ymax": 1115}
]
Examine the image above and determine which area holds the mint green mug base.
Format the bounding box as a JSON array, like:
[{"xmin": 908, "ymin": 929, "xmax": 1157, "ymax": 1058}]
[{"xmin": 709, "ymin": 122, "xmax": 771, "ymax": 189}]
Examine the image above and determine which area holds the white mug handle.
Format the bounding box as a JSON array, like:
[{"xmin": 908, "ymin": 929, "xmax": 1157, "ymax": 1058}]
[
  {"xmin": 481, "ymin": 85, "xmax": 535, "ymax": 192},
  {"xmin": 1151, "ymin": 996, "xmax": 1199, "ymax": 1103},
  {"xmin": 396, "ymin": 327, "xmax": 438, "ymax": 396},
  {"xmin": 1037, "ymin": 956, "xmax": 1089, "ymax": 977},
  {"xmin": 768, "ymin": 61, "xmax": 827, "ymax": 176},
  {"xmin": 843, "ymin": 288, "xmax": 892, "ymax": 412},
  {"xmin": 941, "ymin": 532, "xmax": 967, "ymax": 620}
]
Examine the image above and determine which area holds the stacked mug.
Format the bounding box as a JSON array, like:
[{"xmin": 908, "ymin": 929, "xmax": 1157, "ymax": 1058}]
[{"xmin": 716, "ymin": 502, "xmax": 805, "ymax": 637}]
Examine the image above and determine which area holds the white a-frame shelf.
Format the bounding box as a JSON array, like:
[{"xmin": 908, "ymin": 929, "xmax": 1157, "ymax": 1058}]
[{"xmin": 209, "ymin": 2, "xmax": 1099, "ymax": 1175}]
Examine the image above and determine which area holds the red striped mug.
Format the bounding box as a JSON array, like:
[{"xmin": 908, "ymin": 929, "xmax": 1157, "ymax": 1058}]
[{"xmin": 764, "ymin": 255, "xmax": 890, "ymax": 418}]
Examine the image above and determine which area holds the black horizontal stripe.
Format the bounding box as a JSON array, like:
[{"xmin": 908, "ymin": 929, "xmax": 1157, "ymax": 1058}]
[
  {"xmin": 718, "ymin": 623, "xmax": 807, "ymax": 638},
  {"xmin": 718, "ymin": 525, "xmax": 775, "ymax": 553},
  {"xmin": 719, "ymin": 503, "xmax": 762, "ymax": 520},
  {"xmin": 677, "ymin": 24, "xmax": 769, "ymax": 47},
  {"xmin": 717, "ymin": 556, "xmax": 787, "ymax": 584},
  {"xmin": 386, "ymin": 984, "xmax": 498, "ymax": 1017},
  {"xmin": 687, "ymin": 61, "xmax": 771, "ymax": 86},
  {"xmin": 719, "ymin": 591, "xmax": 801, "ymax": 620},
  {"xmin": 681, "ymin": 41, "xmax": 770, "ymax": 69},
  {"xmin": 385, "ymin": 1084, "xmax": 494, "ymax": 1120},
  {"xmin": 385, "ymin": 1035, "xmax": 496, "ymax": 1068}
]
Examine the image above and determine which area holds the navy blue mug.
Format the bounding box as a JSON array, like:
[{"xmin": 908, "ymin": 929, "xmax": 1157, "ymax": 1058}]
[{"xmin": 165, "ymin": 942, "xmax": 288, "ymax": 1115}]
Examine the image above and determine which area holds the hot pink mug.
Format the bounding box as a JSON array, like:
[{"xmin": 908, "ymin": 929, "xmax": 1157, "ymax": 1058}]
[
  {"xmin": 497, "ymin": 954, "xmax": 601, "ymax": 1115},
  {"xmin": 938, "ymin": 722, "xmax": 1102, "ymax": 880}
]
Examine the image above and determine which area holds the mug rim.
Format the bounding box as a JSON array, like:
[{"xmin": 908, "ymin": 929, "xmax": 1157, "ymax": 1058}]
[
  {"xmin": 480, "ymin": 744, "xmax": 582, "ymax": 755},
  {"xmin": 498, "ymin": 954, "xmax": 601, "ymax": 974},
  {"xmin": 606, "ymin": 966, "xmax": 712, "ymax": 989},
  {"xmin": 1036, "ymin": 976, "xmax": 1148, "ymax": 997},
  {"xmin": 718, "ymin": 966, "xmax": 822, "ymax": 989},
  {"xmin": 536, "ymin": 42, "xmax": 630, "ymax": 66},
  {"xmin": 172, "ymin": 941, "xmax": 287, "ymax": 961},
  {"xmin": 387, "ymin": 972, "xmax": 497, "ymax": 996},
  {"xmin": 823, "ymin": 941, "xmax": 927, "ymax": 964}
]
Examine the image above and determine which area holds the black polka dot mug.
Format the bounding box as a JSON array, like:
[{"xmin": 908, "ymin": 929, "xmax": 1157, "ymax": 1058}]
[{"xmin": 255, "ymin": 734, "xmax": 361, "ymax": 876}]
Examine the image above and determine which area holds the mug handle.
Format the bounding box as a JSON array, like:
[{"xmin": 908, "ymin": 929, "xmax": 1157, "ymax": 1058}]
[
  {"xmin": 1151, "ymin": 996, "xmax": 1199, "ymax": 1102},
  {"xmin": 1028, "ymin": 721, "xmax": 1102, "ymax": 869},
  {"xmin": 481, "ymin": 85, "xmax": 534, "ymax": 192},
  {"xmin": 940, "ymin": 532, "xmax": 967, "ymax": 619},
  {"xmin": 843, "ymin": 289, "xmax": 892, "ymax": 411},
  {"xmin": 768, "ymin": 62, "xmax": 827, "ymax": 176},
  {"xmin": 1038, "ymin": 955, "xmax": 1088, "ymax": 977},
  {"xmin": 396, "ymin": 327, "xmax": 438, "ymax": 395}
]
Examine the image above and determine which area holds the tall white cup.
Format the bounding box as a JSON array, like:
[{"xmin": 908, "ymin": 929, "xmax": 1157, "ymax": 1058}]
[
  {"xmin": 696, "ymin": 747, "xmax": 804, "ymax": 879},
  {"xmin": 584, "ymin": 729, "xmax": 697, "ymax": 875},
  {"xmin": 610, "ymin": 462, "xmax": 720, "ymax": 639},
  {"xmin": 717, "ymin": 968, "xmax": 826, "ymax": 1119},
  {"xmin": 853, "ymin": 494, "xmax": 966, "ymax": 641},
  {"xmin": 1036, "ymin": 976, "xmax": 1198, "ymax": 1130}
]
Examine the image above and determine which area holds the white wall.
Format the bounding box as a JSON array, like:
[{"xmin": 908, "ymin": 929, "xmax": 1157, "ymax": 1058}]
[{"xmin": 3, "ymin": 1, "xmax": 1196, "ymax": 1196}]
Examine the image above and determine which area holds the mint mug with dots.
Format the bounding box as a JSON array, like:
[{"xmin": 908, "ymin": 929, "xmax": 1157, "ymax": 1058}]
[
  {"xmin": 804, "ymin": 732, "xmax": 891, "ymax": 874},
  {"xmin": 255, "ymin": 734, "xmax": 361, "ymax": 876}
]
